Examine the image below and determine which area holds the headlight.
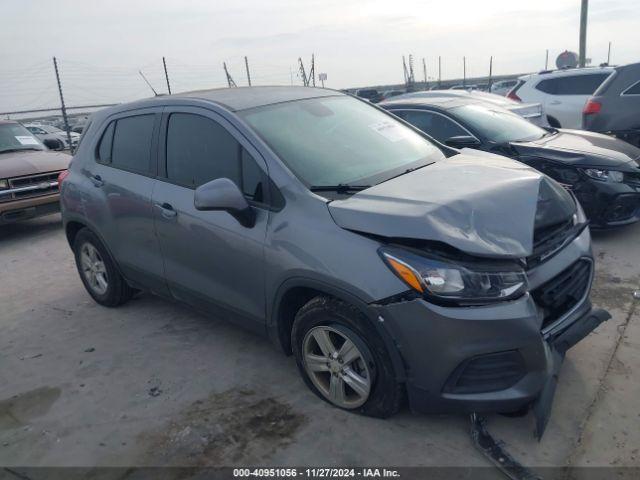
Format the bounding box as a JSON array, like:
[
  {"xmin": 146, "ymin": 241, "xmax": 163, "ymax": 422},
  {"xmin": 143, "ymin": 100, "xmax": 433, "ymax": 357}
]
[
  {"xmin": 582, "ymin": 168, "xmax": 624, "ymax": 182},
  {"xmin": 380, "ymin": 247, "xmax": 527, "ymax": 304},
  {"xmin": 0, "ymin": 179, "xmax": 8, "ymax": 189}
]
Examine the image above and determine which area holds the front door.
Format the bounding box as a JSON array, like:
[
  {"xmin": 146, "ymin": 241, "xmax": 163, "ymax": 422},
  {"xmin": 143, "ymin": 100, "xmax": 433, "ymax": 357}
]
[{"xmin": 152, "ymin": 107, "xmax": 270, "ymax": 331}]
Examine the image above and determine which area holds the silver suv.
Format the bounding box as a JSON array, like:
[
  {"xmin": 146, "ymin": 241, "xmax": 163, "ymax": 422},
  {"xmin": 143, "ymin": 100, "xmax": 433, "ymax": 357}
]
[{"xmin": 60, "ymin": 87, "xmax": 608, "ymax": 437}]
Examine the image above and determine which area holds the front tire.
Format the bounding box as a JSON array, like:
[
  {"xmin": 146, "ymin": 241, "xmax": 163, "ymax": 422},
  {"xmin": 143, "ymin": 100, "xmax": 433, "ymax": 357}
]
[
  {"xmin": 73, "ymin": 228, "xmax": 134, "ymax": 307},
  {"xmin": 292, "ymin": 296, "xmax": 403, "ymax": 417}
]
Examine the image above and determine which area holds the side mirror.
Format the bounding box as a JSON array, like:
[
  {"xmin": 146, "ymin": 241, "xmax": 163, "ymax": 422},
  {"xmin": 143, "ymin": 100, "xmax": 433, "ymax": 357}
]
[
  {"xmin": 444, "ymin": 135, "xmax": 481, "ymax": 149},
  {"xmin": 43, "ymin": 138, "xmax": 65, "ymax": 151},
  {"xmin": 194, "ymin": 177, "xmax": 256, "ymax": 228}
]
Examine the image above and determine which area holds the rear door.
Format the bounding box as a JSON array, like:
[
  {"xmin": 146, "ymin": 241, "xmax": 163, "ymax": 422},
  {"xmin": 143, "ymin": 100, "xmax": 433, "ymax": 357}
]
[
  {"xmin": 152, "ymin": 107, "xmax": 270, "ymax": 331},
  {"xmin": 84, "ymin": 108, "xmax": 168, "ymax": 295},
  {"xmin": 536, "ymin": 73, "xmax": 610, "ymax": 128}
]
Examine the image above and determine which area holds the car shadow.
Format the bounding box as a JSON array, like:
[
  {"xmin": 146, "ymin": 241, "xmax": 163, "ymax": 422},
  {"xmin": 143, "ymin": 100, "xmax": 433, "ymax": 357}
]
[{"xmin": 0, "ymin": 214, "xmax": 63, "ymax": 243}]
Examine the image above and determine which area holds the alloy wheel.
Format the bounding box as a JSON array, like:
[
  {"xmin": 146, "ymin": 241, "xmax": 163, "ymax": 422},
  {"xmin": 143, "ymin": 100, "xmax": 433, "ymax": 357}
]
[
  {"xmin": 80, "ymin": 243, "xmax": 109, "ymax": 295},
  {"xmin": 302, "ymin": 326, "xmax": 372, "ymax": 409}
]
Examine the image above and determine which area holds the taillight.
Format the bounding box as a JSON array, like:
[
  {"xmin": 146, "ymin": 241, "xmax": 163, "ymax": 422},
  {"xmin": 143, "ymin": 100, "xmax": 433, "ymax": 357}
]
[
  {"xmin": 57, "ymin": 170, "xmax": 70, "ymax": 184},
  {"xmin": 583, "ymin": 99, "xmax": 602, "ymax": 115},
  {"xmin": 507, "ymin": 90, "xmax": 522, "ymax": 102}
]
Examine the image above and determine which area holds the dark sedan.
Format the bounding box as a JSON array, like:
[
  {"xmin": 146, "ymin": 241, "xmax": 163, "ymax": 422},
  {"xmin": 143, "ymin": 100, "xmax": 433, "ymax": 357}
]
[{"xmin": 381, "ymin": 97, "xmax": 640, "ymax": 228}]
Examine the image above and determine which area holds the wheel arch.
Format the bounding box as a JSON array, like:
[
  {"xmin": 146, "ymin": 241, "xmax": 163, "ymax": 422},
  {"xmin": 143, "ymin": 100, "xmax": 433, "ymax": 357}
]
[{"xmin": 268, "ymin": 277, "xmax": 406, "ymax": 381}]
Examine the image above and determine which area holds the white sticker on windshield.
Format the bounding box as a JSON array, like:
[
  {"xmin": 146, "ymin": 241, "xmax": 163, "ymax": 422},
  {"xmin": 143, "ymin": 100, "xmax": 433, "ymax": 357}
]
[
  {"xmin": 369, "ymin": 121, "xmax": 409, "ymax": 142},
  {"xmin": 15, "ymin": 135, "xmax": 40, "ymax": 145}
]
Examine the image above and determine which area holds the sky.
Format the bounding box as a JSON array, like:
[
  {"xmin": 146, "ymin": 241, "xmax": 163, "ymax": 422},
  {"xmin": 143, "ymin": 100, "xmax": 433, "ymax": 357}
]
[{"xmin": 1, "ymin": 0, "xmax": 639, "ymax": 114}]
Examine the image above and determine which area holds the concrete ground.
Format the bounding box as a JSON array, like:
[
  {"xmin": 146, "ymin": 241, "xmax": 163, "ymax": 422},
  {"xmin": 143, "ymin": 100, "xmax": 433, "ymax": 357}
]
[{"xmin": 1, "ymin": 214, "xmax": 639, "ymax": 473}]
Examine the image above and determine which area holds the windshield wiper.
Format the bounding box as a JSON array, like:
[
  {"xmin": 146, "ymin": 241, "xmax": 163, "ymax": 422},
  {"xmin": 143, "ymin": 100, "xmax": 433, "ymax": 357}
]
[
  {"xmin": 378, "ymin": 163, "xmax": 429, "ymax": 184},
  {"xmin": 310, "ymin": 184, "xmax": 371, "ymax": 193}
]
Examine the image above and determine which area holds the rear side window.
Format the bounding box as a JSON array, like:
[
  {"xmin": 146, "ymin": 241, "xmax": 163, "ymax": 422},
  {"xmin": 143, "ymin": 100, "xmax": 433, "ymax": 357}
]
[
  {"xmin": 536, "ymin": 73, "xmax": 610, "ymax": 95},
  {"xmin": 111, "ymin": 115, "xmax": 156, "ymax": 174},
  {"xmin": 165, "ymin": 113, "xmax": 268, "ymax": 204},
  {"xmin": 395, "ymin": 110, "xmax": 469, "ymax": 142}
]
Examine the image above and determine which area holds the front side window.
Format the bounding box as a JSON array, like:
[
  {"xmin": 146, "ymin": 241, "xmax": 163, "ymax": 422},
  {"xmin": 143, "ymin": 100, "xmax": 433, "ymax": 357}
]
[
  {"xmin": 395, "ymin": 110, "xmax": 469, "ymax": 142},
  {"xmin": 451, "ymin": 104, "xmax": 547, "ymax": 143},
  {"xmin": 165, "ymin": 113, "xmax": 268, "ymax": 203},
  {"xmin": 241, "ymin": 96, "xmax": 443, "ymax": 187},
  {"xmin": 111, "ymin": 115, "xmax": 155, "ymax": 174}
]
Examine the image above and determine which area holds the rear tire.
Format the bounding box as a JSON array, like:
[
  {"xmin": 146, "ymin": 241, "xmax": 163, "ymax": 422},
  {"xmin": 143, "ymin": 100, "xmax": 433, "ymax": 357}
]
[
  {"xmin": 73, "ymin": 228, "xmax": 134, "ymax": 307},
  {"xmin": 292, "ymin": 296, "xmax": 403, "ymax": 418},
  {"xmin": 546, "ymin": 115, "xmax": 561, "ymax": 128}
]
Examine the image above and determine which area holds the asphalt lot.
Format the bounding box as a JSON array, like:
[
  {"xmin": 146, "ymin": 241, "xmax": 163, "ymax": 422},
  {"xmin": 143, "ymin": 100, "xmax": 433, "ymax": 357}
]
[{"xmin": 1, "ymin": 213, "xmax": 639, "ymax": 473}]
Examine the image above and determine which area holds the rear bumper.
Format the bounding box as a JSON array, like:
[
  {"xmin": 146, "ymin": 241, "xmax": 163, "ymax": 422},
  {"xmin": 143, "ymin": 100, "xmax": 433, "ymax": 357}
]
[{"xmin": 372, "ymin": 227, "xmax": 606, "ymax": 416}]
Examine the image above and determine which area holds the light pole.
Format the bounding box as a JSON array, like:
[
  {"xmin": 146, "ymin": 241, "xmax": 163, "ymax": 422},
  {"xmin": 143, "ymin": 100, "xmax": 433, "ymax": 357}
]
[{"xmin": 579, "ymin": 0, "xmax": 588, "ymax": 67}]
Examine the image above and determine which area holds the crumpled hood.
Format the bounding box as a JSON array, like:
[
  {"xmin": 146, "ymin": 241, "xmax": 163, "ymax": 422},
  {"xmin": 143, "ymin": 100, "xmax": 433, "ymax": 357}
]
[
  {"xmin": 328, "ymin": 152, "xmax": 575, "ymax": 258},
  {"xmin": 511, "ymin": 129, "xmax": 640, "ymax": 170},
  {"xmin": 0, "ymin": 149, "xmax": 71, "ymax": 178}
]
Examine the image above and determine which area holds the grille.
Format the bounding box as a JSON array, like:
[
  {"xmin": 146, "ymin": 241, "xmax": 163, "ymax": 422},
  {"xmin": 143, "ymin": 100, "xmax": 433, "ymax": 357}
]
[
  {"xmin": 527, "ymin": 218, "xmax": 577, "ymax": 268},
  {"xmin": 0, "ymin": 172, "xmax": 60, "ymax": 203},
  {"xmin": 531, "ymin": 259, "xmax": 592, "ymax": 330},
  {"xmin": 623, "ymin": 170, "xmax": 640, "ymax": 188},
  {"xmin": 444, "ymin": 351, "xmax": 526, "ymax": 394}
]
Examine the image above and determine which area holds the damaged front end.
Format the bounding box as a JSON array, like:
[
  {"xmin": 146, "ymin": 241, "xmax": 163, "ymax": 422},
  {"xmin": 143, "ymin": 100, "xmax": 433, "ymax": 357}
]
[{"xmin": 330, "ymin": 154, "xmax": 609, "ymax": 440}]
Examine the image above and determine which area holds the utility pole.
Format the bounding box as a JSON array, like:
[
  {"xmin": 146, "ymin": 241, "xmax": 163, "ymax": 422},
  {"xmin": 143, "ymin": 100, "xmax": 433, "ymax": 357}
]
[
  {"xmin": 422, "ymin": 57, "xmax": 427, "ymax": 89},
  {"xmin": 488, "ymin": 56, "xmax": 493, "ymax": 90},
  {"xmin": 223, "ymin": 62, "xmax": 237, "ymax": 87},
  {"xmin": 545, "ymin": 49, "xmax": 549, "ymax": 70},
  {"xmin": 438, "ymin": 56, "xmax": 442, "ymax": 88},
  {"xmin": 298, "ymin": 58, "xmax": 308, "ymax": 86},
  {"xmin": 52, "ymin": 57, "xmax": 73, "ymax": 153},
  {"xmin": 579, "ymin": 0, "xmax": 588, "ymax": 68},
  {"xmin": 309, "ymin": 54, "xmax": 316, "ymax": 87},
  {"xmin": 163, "ymin": 57, "xmax": 171, "ymax": 95},
  {"xmin": 607, "ymin": 41, "xmax": 611, "ymax": 65},
  {"xmin": 463, "ymin": 56, "xmax": 466, "ymax": 87},
  {"xmin": 244, "ymin": 56, "xmax": 251, "ymax": 86},
  {"xmin": 402, "ymin": 56, "xmax": 408, "ymax": 84}
]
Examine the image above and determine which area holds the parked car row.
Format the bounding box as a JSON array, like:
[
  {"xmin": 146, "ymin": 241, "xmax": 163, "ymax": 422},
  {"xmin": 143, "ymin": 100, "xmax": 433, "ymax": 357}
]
[
  {"xmin": 24, "ymin": 123, "xmax": 81, "ymax": 150},
  {"xmin": 380, "ymin": 95, "xmax": 640, "ymax": 228},
  {"xmin": 51, "ymin": 86, "xmax": 626, "ymax": 440},
  {"xmin": 3, "ymin": 79, "xmax": 637, "ymax": 439}
]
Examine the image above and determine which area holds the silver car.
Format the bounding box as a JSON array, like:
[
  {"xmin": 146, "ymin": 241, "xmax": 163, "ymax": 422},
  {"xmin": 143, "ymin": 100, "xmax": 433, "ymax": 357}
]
[{"xmin": 60, "ymin": 86, "xmax": 608, "ymax": 438}]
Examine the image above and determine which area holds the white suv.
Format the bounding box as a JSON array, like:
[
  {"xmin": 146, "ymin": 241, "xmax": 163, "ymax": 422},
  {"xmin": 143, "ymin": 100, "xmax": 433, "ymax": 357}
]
[{"xmin": 507, "ymin": 67, "xmax": 614, "ymax": 129}]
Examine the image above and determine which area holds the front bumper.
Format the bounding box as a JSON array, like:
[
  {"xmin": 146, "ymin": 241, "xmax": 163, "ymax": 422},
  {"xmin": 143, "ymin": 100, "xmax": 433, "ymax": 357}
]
[
  {"xmin": 372, "ymin": 227, "xmax": 606, "ymax": 419},
  {"xmin": 574, "ymin": 179, "xmax": 640, "ymax": 228},
  {"xmin": 0, "ymin": 195, "xmax": 60, "ymax": 225}
]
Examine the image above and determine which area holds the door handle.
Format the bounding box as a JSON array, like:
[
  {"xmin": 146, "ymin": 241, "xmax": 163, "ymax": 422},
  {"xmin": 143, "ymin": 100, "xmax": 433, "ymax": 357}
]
[
  {"xmin": 155, "ymin": 202, "xmax": 177, "ymax": 218},
  {"xmin": 549, "ymin": 100, "xmax": 561, "ymax": 105},
  {"xmin": 89, "ymin": 174, "xmax": 104, "ymax": 187}
]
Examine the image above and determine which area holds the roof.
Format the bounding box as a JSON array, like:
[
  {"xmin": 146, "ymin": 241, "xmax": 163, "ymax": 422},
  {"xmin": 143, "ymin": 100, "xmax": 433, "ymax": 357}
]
[
  {"xmin": 174, "ymin": 86, "xmax": 341, "ymax": 111},
  {"xmin": 380, "ymin": 96, "xmax": 475, "ymax": 110},
  {"xmin": 519, "ymin": 66, "xmax": 615, "ymax": 80}
]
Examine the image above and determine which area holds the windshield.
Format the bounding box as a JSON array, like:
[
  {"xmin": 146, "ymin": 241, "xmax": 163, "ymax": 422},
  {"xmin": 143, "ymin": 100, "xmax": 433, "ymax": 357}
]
[
  {"xmin": 451, "ymin": 104, "xmax": 547, "ymax": 143},
  {"xmin": 0, "ymin": 123, "xmax": 45, "ymax": 153},
  {"xmin": 241, "ymin": 96, "xmax": 443, "ymax": 187}
]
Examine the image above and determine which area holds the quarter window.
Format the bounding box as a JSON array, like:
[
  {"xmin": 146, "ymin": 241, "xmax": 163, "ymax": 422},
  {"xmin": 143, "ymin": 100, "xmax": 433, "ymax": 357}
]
[
  {"xmin": 623, "ymin": 81, "xmax": 640, "ymax": 95},
  {"xmin": 97, "ymin": 121, "xmax": 114, "ymax": 163},
  {"xmin": 165, "ymin": 113, "xmax": 268, "ymax": 204}
]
